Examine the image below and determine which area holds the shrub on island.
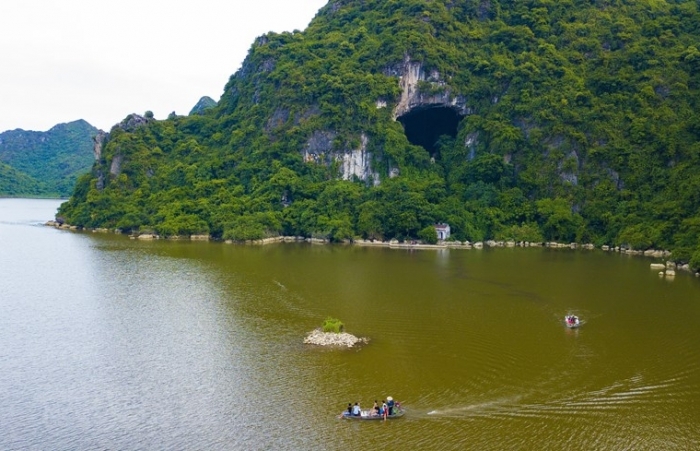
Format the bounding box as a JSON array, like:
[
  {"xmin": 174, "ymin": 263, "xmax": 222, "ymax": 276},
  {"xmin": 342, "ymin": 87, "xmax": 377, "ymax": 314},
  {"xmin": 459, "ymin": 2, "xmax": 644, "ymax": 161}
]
[{"xmin": 322, "ymin": 317, "xmax": 344, "ymax": 334}]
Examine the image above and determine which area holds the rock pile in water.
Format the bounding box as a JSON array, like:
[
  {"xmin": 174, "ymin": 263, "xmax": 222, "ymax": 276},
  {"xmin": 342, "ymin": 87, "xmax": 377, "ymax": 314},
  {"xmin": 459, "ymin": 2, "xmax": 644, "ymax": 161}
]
[{"xmin": 303, "ymin": 329, "xmax": 368, "ymax": 348}]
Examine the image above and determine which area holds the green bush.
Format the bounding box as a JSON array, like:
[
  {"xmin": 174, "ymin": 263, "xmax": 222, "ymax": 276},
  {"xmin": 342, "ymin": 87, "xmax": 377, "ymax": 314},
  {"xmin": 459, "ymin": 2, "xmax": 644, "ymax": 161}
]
[
  {"xmin": 495, "ymin": 222, "xmax": 544, "ymax": 243},
  {"xmin": 418, "ymin": 225, "xmax": 438, "ymax": 244},
  {"xmin": 690, "ymin": 248, "xmax": 700, "ymax": 271},
  {"xmin": 322, "ymin": 317, "xmax": 344, "ymax": 334}
]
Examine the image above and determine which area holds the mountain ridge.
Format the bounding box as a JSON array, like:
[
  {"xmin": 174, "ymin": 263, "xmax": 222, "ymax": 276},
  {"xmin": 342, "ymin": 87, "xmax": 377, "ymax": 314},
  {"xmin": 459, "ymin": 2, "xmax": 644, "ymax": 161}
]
[{"xmin": 0, "ymin": 119, "xmax": 99, "ymax": 197}]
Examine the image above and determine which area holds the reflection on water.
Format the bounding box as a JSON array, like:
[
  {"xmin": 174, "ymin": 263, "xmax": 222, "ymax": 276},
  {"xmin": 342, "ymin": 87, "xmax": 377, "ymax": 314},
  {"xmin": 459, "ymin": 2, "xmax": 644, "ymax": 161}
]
[{"xmin": 1, "ymin": 199, "xmax": 699, "ymax": 450}]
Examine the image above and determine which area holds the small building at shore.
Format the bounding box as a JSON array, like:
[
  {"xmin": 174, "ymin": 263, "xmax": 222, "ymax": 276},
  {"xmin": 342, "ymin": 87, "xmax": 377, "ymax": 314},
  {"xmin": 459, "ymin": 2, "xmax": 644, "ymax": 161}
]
[{"xmin": 435, "ymin": 223, "xmax": 451, "ymax": 241}]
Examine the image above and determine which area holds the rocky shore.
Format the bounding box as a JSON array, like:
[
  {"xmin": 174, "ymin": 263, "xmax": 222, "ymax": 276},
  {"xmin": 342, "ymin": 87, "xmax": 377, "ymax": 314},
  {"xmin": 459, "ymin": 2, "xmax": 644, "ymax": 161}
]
[
  {"xmin": 45, "ymin": 221, "xmax": 699, "ymax": 277},
  {"xmin": 303, "ymin": 329, "xmax": 368, "ymax": 348}
]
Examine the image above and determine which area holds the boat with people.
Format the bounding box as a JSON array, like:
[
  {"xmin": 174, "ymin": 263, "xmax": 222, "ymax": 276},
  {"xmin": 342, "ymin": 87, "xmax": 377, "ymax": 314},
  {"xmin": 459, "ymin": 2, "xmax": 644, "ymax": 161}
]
[
  {"xmin": 341, "ymin": 407, "xmax": 405, "ymax": 420},
  {"xmin": 565, "ymin": 314, "xmax": 581, "ymax": 328},
  {"xmin": 340, "ymin": 397, "xmax": 404, "ymax": 420}
]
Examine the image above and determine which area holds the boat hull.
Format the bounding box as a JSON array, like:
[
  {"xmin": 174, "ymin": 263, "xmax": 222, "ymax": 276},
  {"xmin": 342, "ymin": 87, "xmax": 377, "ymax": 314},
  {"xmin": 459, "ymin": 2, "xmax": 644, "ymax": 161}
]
[{"xmin": 341, "ymin": 409, "xmax": 405, "ymax": 420}]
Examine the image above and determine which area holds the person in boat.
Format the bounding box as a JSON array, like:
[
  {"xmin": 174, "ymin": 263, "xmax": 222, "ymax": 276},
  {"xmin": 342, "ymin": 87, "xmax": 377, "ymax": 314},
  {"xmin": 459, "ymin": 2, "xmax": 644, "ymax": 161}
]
[
  {"xmin": 352, "ymin": 402, "xmax": 361, "ymax": 416},
  {"xmin": 371, "ymin": 400, "xmax": 379, "ymax": 416},
  {"xmin": 346, "ymin": 403, "xmax": 352, "ymax": 416},
  {"xmin": 381, "ymin": 400, "xmax": 388, "ymax": 420},
  {"xmin": 387, "ymin": 396, "xmax": 395, "ymax": 415}
]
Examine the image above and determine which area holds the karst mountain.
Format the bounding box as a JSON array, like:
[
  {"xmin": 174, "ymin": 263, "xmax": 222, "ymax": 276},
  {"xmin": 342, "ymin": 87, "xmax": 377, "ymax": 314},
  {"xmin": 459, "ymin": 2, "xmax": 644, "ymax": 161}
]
[{"xmin": 57, "ymin": 0, "xmax": 700, "ymax": 266}]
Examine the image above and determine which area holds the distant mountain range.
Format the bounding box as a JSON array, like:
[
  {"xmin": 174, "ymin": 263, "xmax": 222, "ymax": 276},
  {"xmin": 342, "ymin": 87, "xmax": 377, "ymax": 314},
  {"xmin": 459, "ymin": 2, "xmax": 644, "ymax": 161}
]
[{"xmin": 0, "ymin": 120, "xmax": 99, "ymax": 197}]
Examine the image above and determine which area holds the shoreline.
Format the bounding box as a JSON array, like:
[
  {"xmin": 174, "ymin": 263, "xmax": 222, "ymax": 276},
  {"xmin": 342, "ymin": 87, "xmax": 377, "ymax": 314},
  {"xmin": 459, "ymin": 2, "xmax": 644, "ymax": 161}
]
[
  {"xmin": 0, "ymin": 196, "xmax": 67, "ymax": 200},
  {"xmin": 44, "ymin": 221, "xmax": 698, "ymax": 276}
]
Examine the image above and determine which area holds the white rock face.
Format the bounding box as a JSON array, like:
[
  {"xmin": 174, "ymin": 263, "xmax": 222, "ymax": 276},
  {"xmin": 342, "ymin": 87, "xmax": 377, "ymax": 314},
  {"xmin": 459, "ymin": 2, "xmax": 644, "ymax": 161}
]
[
  {"xmin": 302, "ymin": 131, "xmax": 379, "ymax": 185},
  {"xmin": 393, "ymin": 59, "xmax": 470, "ymax": 120},
  {"xmin": 109, "ymin": 154, "xmax": 123, "ymax": 176},
  {"xmin": 93, "ymin": 131, "xmax": 107, "ymax": 160},
  {"xmin": 394, "ymin": 60, "xmax": 423, "ymax": 119},
  {"xmin": 339, "ymin": 134, "xmax": 380, "ymax": 185}
]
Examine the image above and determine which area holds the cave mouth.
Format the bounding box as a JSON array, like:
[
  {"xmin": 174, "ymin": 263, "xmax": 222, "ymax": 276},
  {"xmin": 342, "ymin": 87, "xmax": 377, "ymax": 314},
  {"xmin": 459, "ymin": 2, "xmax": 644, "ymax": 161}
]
[{"xmin": 398, "ymin": 106, "xmax": 464, "ymax": 156}]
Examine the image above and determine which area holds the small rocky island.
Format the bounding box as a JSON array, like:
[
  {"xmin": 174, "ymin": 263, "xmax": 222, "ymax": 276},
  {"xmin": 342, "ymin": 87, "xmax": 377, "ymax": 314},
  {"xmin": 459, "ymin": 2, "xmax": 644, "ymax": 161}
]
[
  {"xmin": 304, "ymin": 318, "xmax": 368, "ymax": 348},
  {"xmin": 303, "ymin": 329, "xmax": 369, "ymax": 348}
]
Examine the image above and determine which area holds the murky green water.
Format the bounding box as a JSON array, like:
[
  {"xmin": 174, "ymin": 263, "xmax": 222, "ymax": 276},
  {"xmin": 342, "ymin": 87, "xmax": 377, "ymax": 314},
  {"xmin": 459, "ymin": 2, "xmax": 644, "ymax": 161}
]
[{"xmin": 1, "ymin": 199, "xmax": 699, "ymax": 450}]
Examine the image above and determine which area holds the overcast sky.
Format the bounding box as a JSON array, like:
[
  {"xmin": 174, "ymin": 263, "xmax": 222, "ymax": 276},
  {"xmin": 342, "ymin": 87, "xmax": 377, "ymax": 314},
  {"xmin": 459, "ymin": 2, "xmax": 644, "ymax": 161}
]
[{"xmin": 0, "ymin": 0, "xmax": 328, "ymax": 132}]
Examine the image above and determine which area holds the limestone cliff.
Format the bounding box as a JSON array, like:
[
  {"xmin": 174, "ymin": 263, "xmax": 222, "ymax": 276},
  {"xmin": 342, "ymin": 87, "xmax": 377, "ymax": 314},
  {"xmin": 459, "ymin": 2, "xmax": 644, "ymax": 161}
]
[
  {"xmin": 389, "ymin": 56, "xmax": 471, "ymax": 120},
  {"xmin": 296, "ymin": 54, "xmax": 473, "ymax": 183},
  {"xmin": 95, "ymin": 114, "xmax": 153, "ymax": 187},
  {"xmin": 56, "ymin": 0, "xmax": 700, "ymax": 264},
  {"xmin": 339, "ymin": 134, "xmax": 379, "ymax": 186},
  {"xmin": 303, "ymin": 131, "xmax": 379, "ymax": 184}
]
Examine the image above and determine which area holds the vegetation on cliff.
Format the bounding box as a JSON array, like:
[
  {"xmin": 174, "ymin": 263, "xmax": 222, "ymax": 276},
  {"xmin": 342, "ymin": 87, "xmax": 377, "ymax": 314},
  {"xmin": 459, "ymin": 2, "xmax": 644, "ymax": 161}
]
[
  {"xmin": 57, "ymin": 0, "xmax": 700, "ymax": 269},
  {"xmin": 0, "ymin": 120, "xmax": 98, "ymax": 197}
]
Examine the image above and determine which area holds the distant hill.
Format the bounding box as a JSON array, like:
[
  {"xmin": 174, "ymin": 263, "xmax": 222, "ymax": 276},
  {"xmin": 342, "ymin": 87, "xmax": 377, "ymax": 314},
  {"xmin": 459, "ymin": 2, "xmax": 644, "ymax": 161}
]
[
  {"xmin": 0, "ymin": 161, "xmax": 50, "ymax": 196},
  {"xmin": 189, "ymin": 96, "xmax": 217, "ymax": 116},
  {"xmin": 0, "ymin": 119, "xmax": 99, "ymax": 197}
]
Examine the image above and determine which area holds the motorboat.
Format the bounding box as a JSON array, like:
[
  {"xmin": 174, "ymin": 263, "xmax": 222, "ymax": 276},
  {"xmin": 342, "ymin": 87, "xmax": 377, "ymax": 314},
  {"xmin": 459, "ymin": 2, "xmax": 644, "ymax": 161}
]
[{"xmin": 565, "ymin": 314, "xmax": 580, "ymax": 328}]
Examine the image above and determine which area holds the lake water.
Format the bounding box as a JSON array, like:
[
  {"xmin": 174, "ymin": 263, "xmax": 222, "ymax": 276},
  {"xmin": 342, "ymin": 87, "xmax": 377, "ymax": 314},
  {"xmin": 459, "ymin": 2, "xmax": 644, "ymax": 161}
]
[{"xmin": 1, "ymin": 198, "xmax": 699, "ymax": 450}]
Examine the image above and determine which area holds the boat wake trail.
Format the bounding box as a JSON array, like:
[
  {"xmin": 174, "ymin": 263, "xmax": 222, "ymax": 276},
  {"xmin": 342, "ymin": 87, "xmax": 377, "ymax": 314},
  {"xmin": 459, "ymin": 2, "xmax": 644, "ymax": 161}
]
[
  {"xmin": 425, "ymin": 395, "xmax": 526, "ymax": 418},
  {"xmin": 273, "ymin": 280, "xmax": 287, "ymax": 290},
  {"xmin": 426, "ymin": 369, "xmax": 697, "ymax": 423},
  {"xmin": 267, "ymin": 279, "xmax": 319, "ymax": 320}
]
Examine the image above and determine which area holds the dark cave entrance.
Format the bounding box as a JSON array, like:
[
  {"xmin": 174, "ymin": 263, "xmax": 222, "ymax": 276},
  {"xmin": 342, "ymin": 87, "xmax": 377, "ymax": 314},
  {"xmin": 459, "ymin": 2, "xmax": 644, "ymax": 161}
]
[{"xmin": 397, "ymin": 106, "xmax": 464, "ymax": 156}]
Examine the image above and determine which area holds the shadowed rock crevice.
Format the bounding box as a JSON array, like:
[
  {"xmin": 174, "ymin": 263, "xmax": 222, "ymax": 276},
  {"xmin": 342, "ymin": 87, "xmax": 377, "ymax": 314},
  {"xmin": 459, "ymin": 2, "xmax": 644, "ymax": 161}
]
[{"xmin": 397, "ymin": 106, "xmax": 464, "ymax": 155}]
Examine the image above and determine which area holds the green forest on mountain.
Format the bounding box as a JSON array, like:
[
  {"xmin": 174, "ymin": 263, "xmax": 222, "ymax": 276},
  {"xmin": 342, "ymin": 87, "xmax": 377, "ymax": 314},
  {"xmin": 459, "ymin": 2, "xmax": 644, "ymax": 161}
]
[
  {"xmin": 0, "ymin": 120, "xmax": 97, "ymax": 197},
  {"xmin": 58, "ymin": 0, "xmax": 700, "ymax": 268},
  {"xmin": 0, "ymin": 162, "xmax": 50, "ymax": 196}
]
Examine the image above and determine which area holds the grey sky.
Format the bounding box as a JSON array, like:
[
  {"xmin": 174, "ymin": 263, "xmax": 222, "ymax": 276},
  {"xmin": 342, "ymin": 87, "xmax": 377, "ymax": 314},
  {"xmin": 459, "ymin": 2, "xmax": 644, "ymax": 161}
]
[{"xmin": 0, "ymin": 0, "xmax": 327, "ymax": 132}]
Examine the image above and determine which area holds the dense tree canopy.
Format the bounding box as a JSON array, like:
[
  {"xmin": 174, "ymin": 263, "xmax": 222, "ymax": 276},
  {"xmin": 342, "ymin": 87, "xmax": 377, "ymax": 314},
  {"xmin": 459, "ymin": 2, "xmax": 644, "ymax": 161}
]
[{"xmin": 58, "ymin": 0, "xmax": 700, "ymax": 269}]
